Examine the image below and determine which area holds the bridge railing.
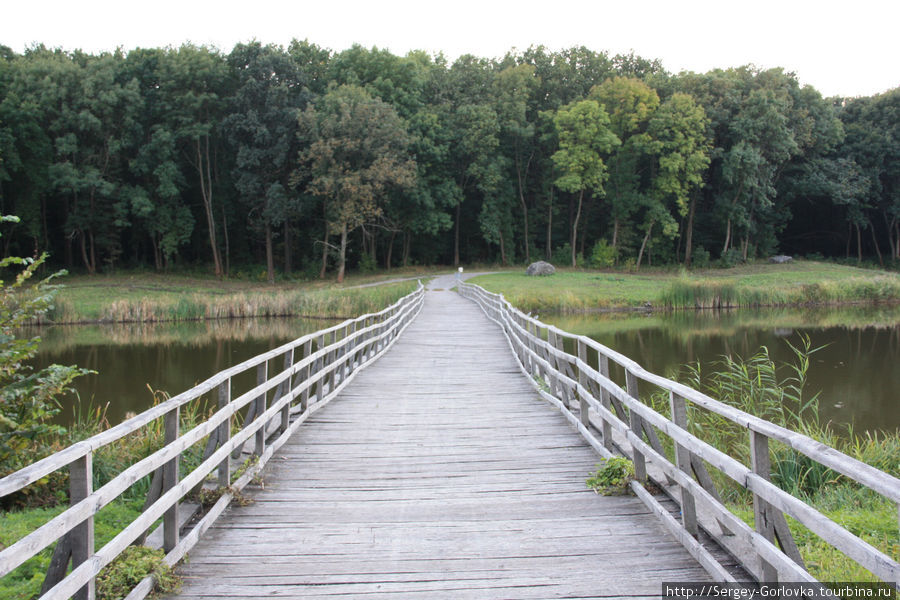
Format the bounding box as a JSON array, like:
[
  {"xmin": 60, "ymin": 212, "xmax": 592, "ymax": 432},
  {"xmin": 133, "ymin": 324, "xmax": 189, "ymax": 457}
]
[
  {"xmin": 459, "ymin": 281, "xmax": 900, "ymax": 587},
  {"xmin": 0, "ymin": 282, "xmax": 425, "ymax": 600}
]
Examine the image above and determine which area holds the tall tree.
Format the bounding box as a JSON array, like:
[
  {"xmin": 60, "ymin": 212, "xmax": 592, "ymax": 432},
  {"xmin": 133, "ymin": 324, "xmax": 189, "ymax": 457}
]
[
  {"xmin": 224, "ymin": 42, "xmax": 308, "ymax": 283},
  {"xmin": 551, "ymin": 99, "xmax": 620, "ymax": 266},
  {"xmin": 166, "ymin": 44, "xmax": 231, "ymax": 277},
  {"xmin": 494, "ymin": 63, "xmax": 539, "ymax": 261},
  {"xmin": 641, "ymin": 93, "xmax": 711, "ymax": 267},
  {"xmin": 590, "ymin": 77, "xmax": 660, "ymax": 260},
  {"xmin": 296, "ymin": 84, "xmax": 416, "ymax": 282}
]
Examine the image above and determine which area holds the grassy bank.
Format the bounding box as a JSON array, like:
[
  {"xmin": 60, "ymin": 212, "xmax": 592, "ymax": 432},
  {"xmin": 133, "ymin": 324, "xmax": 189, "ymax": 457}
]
[
  {"xmin": 470, "ymin": 261, "xmax": 900, "ymax": 313},
  {"xmin": 643, "ymin": 342, "xmax": 900, "ymax": 582},
  {"xmin": 39, "ymin": 271, "xmax": 429, "ymax": 324}
]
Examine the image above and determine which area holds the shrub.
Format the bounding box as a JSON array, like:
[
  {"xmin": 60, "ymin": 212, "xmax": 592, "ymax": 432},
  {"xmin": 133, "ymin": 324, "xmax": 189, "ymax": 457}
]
[
  {"xmin": 590, "ymin": 239, "xmax": 617, "ymax": 269},
  {"xmin": 691, "ymin": 246, "xmax": 711, "ymax": 268},
  {"xmin": 719, "ymin": 247, "xmax": 744, "ymax": 268},
  {"xmin": 0, "ymin": 216, "xmax": 92, "ymax": 495}
]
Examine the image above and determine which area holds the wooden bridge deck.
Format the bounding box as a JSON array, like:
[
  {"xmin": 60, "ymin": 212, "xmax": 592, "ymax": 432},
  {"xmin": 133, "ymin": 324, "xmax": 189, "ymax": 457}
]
[{"xmin": 168, "ymin": 276, "xmax": 710, "ymax": 599}]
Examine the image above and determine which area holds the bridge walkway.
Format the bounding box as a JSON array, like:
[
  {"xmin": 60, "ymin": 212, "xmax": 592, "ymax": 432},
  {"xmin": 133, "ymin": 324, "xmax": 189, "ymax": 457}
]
[{"xmin": 167, "ymin": 275, "xmax": 710, "ymax": 599}]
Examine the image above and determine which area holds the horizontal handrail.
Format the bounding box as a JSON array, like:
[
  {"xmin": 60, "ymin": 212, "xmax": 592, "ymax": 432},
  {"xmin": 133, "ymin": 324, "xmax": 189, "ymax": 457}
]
[
  {"xmin": 0, "ymin": 282, "xmax": 425, "ymax": 600},
  {"xmin": 459, "ymin": 281, "xmax": 900, "ymax": 586}
]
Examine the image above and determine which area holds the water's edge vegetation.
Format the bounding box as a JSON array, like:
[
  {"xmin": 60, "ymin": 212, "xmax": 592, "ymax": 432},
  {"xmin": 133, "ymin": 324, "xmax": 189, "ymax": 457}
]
[{"xmin": 470, "ymin": 262, "xmax": 900, "ymax": 314}]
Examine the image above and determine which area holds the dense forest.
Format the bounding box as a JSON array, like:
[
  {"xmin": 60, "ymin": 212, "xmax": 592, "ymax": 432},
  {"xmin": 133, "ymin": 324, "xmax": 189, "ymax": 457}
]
[{"xmin": 0, "ymin": 41, "xmax": 897, "ymax": 281}]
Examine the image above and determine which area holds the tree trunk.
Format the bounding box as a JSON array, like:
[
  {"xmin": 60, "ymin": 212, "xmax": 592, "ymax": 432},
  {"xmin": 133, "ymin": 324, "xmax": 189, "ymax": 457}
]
[
  {"xmin": 612, "ymin": 217, "xmax": 620, "ymax": 266},
  {"xmin": 320, "ymin": 227, "xmax": 329, "ymax": 279},
  {"xmin": 386, "ymin": 230, "xmax": 396, "ymax": 270},
  {"xmin": 856, "ymin": 223, "xmax": 862, "ymax": 263},
  {"xmin": 869, "ymin": 218, "xmax": 884, "ymax": 267},
  {"xmin": 79, "ymin": 230, "xmax": 94, "ymax": 275},
  {"xmin": 151, "ymin": 235, "xmax": 162, "ymax": 271},
  {"xmin": 636, "ymin": 221, "xmax": 654, "ymax": 269},
  {"xmin": 265, "ymin": 220, "xmax": 275, "ymax": 284},
  {"xmin": 722, "ymin": 218, "xmax": 732, "ymax": 256},
  {"xmin": 571, "ymin": 190, "xmax": 584, "ymax": 267},
  {"xmin": 546, "ymin": 191, "xmax": 553, "ymax": 261},
  {"xmin": 499, "ymin": 230, "xmax": 507, "ymax": 265},
  {"xmin": 454, "ymin": 203, "xmax": 461, "ymax": 266},
  {"xmin": 197, "ymin": 137, "xmax": 223, "ymax": 278},
  {"xmin": 402, "ymin": 231, "xmax": 411, "ymax": 267},
  {"xmin": 741, "ymin": 237, "xmax": 749, "ymax": 262},
  {"xmin": 284, "ymin": 220, "xmax": 292, "ymax": 275},
  {"xmin": 222, "ymin": 205, "xmax": 230, "ymax": 277},
  {"xmin": 337, "ymin": 223, "xmax": 348, "ymax": 283},
  {"xmin": 516, "ymin": 150, "xmax": 533, "ymax": 263},
  {"xmin": 846, "ymin": 221, "xmax": 852, "ymax": 259},
  {"xmin": 684, "ymin": 196, "xmax": 696, "ymax": 267}
]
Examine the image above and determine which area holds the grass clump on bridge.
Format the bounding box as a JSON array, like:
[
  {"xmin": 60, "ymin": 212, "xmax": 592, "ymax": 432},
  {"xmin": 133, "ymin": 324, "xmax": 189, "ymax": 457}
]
[{"xmin": 586, "ymin": 457, "xmax": 635, "ymax": 495}]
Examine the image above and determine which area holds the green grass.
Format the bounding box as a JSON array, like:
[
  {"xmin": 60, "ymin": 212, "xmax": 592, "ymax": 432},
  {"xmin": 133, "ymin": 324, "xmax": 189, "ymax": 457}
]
[
  {"xmin": 39, "ymin": 270, "xmax": 429, "ymax": 323},
  {"xmin": 0, "ymin": 500, "xmax": 145, "ymax": 600},
  {"xmin": 469, "ymin": 261, "xmax": 900, "ymax": 313}
]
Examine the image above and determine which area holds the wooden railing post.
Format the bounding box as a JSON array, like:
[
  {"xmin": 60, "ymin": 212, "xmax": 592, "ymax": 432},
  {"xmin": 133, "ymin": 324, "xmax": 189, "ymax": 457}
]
[
  {"xmin": 598, "ymin": 354, "xmax": 613, "ymax": 451},
  {"xmin": 254, "ymin": 362, "xmax": 267, "ymax": 457},
  {"xmin": 577, "ymin": 339, "xmax": 590, "ymax": 428},
  {"xmin": 316, "ymin": 334, "xmax": 326, "ymax": 402},
  {"xmin": 669, "ymin": 392, "xmax": 698, "ymax": 537},
  {"xmin": 625, "ymin": 370, "xmax": 647, "ymax": 482},
  {"xmin": 163, "ymin": 406, "xmax": 180, "ymax": 552},
  {"xmin": 217, "ymin": 379, "xmax": 231, "ymax": 488},
  {"xmin": 280, "ymin": 349, "xmax": 294, "ymax": 435},
  {"xmin": 300, "ymin": 339, "xmax": 312, "ymax": 413},
  {"xmin": 751, "ymin": 429, "xmax": 779, "ymax": 583},
  {"xmin": 71, "ymin": 454, "xmax": 95, "ymax": 600}
]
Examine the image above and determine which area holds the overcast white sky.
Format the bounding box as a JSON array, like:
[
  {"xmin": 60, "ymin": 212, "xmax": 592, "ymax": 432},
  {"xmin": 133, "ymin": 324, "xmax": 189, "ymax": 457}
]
[{"xmin": 4, "ymin": 0, "xmax": 898, "ymax": 98}]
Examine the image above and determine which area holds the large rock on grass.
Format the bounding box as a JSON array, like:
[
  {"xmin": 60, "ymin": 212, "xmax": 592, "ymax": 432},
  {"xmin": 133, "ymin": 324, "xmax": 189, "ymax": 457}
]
[
  {"xmin": 768, "ymin": 255, "xmax": 793, "ymax": 264},
  {"xmin": 526, "ymin": 261, "xmax": 556, "ymax": 276}
]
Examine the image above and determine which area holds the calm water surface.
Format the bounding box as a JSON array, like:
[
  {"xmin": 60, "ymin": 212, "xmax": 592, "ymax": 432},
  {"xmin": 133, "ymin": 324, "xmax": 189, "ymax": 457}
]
[
  {"xmin": 27, "ymin": 306, "xmax": 900, "ymax": 434},
  {"xmin": 544, "ymin": 305, "xmax": 900, "ymax": 434},
  {"xmin": 26, "ymin": 318, "xmax": 338, "ymax": 425}
]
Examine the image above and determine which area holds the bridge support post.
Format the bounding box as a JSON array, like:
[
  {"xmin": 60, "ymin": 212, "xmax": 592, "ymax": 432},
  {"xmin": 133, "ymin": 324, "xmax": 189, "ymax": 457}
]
[
  {"xmin": 163, "ymin": 406, "xmax": 180, "ymax": 552},
  {"xmin": 71, "ymin": 454, "xmax": 95, "ymax": 600},
  {"xmin": 577, "ymin": 339, "xmax": 590, "ymax": 429},
  {"xmin": 669, "ymin": 392, "xmax": 699, "ymax": 538},
  {"xmin": 598, "ymin": 355, "xmax": 614, "ymax": 451},
  {"xmin": 280, "ymin": 350, "xmax": 293, "ymax": 435},
  {"xmin": 301, "ymin": 339, "xmax": 312, "ymax": 413},
  {"xmin": 254, "ymin": 363, "xmax": 267, "ymax": 457},
  {"xmin": 217, "ymin": 380, "xmax": 231, "ymax": 489},
  {"xmin": 751, "ymin": 430, "xmax": 779, "ymax": 583},
  {"xmin": 625, "ymin": 371, "xmax": 647, "ymax": 482}
]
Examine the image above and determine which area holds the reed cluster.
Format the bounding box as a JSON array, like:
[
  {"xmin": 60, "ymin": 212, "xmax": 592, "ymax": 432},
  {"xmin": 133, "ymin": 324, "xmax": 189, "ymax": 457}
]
[
  {"xmin": 658, "ymin": 336, "xmax": 900, "ymax": 581},
  {"xmin": 42, "ymin": 281, "xmax": 418, "ymax": 324}
]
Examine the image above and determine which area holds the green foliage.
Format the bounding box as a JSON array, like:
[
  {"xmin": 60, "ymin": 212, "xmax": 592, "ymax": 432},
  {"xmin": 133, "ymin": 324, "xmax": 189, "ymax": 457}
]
[
  {"xmin": 691, "ymin": 246, "xmax": 711, "ymax": 268},
  {"xmin": 357, "ymin": 252, "xmax": 377, "ymax": 274},
  {"xmin": 0, "ymin": 216, "xmax": 91, "ymax": 488},
  {"xmin": 96, "ymin": 546, "xmax": 180, "ymax": 600},
  {"xmin": 589, "ymin": 239, "xmax": 617, "ymax": 268},
  {"xmin": 718, "ymin": 247, "xmax": 745, "ymax": 268},
  {"xmin": 586, "ymin": 457, "xmax": 634, "ymax": 495}
]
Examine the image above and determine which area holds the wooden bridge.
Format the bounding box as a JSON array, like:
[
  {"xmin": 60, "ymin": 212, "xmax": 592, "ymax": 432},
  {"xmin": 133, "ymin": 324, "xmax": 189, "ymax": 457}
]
[{"xmin": 2, "ymin": 275, "xmax": 899, "ymax": 599}]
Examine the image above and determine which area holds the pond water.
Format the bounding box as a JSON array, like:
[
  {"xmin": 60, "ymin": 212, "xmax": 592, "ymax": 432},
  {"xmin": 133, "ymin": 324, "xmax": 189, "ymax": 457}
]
[
  {"xmin": 24, "ymin": 318, "xmax": 338, "ymax": 425},
  {"xmin": 25, "ymin": 305, "xmax": 900, "ymax": 435},
  {"xmin": 543, "ymin": 305, "xmax": 900, "ymax": 435}
]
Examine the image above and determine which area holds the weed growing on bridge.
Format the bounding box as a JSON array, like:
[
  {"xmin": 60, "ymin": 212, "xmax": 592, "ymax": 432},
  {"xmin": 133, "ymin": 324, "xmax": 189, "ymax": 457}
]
[
  {"xmin": 95, "ymin": 546, "xmax": 179, "ymax": 600},
  {"xmin": 586, "ymin": 457, "xmax": 635, "ymax": 495}
]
